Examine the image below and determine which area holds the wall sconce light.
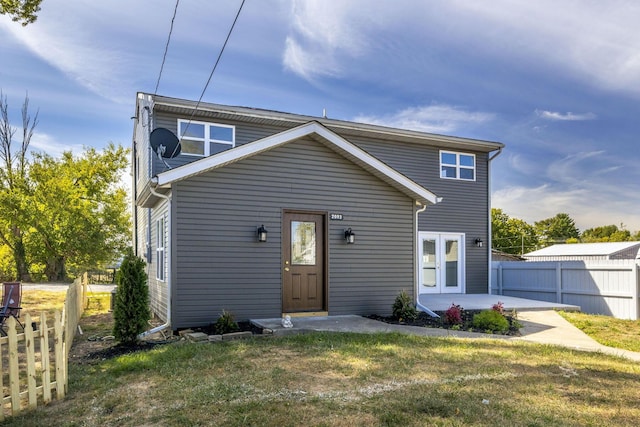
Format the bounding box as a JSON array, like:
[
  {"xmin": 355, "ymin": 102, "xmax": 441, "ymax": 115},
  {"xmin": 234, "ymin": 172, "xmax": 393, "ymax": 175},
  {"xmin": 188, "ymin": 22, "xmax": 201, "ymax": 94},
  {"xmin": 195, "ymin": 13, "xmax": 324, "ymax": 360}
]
[
  {"xmin": 474, "ymin": 238, "xmax": 483, "ymax": 248},
  {"xmin": 257, "ymin": 225, "xmax": 268, "ymax": 243},
  {"xmin": 344, "ymin": 228, "xmax": 355, "ymax": 244}
]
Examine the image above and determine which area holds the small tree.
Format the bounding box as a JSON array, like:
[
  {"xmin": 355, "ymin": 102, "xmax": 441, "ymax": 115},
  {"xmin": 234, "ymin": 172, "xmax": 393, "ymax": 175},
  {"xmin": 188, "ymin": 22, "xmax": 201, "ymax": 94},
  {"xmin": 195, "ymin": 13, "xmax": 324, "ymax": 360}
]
[
  {"xmin": 113, "ymin": 247, "xmax": 150, "ymax": 345},
  {"xmin": 392, "ymin": 290, "xmax": 417, "ymax": 322}
]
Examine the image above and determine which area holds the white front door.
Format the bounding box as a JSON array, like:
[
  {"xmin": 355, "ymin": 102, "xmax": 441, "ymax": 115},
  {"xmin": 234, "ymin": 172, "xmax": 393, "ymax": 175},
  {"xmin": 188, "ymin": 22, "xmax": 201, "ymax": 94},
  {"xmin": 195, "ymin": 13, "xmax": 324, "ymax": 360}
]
[{"xmin": 418, "ymin": 232, "xmax": 465, "ymax": 294}]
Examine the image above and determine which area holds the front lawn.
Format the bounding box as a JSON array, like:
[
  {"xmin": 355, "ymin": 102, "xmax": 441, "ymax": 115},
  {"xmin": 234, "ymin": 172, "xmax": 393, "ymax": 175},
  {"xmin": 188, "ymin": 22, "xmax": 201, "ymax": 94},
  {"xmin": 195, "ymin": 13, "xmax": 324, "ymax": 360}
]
[{"xmin": 3, "ymin": 326, "xmax": 639, "ymax": 426}]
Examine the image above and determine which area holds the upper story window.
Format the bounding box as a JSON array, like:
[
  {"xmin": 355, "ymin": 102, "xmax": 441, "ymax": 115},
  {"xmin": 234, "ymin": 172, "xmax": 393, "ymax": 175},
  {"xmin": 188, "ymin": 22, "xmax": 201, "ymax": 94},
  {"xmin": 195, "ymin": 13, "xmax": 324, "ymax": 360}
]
[
  {"xmin": 177, "ymin": 119, "xmax": 235, "ymax": 156},
  {"xmin": 440, "ymin": 151, "xmax": 475, "ymax": 181}
]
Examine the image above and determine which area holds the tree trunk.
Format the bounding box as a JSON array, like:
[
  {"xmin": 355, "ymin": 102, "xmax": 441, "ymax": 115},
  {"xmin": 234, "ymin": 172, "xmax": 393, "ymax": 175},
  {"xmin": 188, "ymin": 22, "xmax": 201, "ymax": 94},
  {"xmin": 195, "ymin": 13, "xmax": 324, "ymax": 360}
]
[
  {"xmin": 12, "ymin": 236, "xmax": 31, "ymax": 282},
  {"xmin": 45, "ymin": 255, "xmax": 66, "ymax": 282}
]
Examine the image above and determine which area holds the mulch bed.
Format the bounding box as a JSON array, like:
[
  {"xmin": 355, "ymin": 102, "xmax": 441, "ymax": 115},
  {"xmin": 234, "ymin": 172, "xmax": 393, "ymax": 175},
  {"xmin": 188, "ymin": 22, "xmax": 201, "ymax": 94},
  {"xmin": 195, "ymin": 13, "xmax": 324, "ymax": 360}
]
[{"xmin": 367, "ymin": 310, "xmax": 522, "ymax": 336}]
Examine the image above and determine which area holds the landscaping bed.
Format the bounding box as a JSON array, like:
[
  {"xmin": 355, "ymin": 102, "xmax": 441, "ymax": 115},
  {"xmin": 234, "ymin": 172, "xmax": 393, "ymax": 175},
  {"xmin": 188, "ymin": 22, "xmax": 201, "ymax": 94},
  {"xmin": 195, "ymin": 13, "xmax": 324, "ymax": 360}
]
[{"xmin": 367, "ymin": 308, "xmax": 523, "ymax": 336}]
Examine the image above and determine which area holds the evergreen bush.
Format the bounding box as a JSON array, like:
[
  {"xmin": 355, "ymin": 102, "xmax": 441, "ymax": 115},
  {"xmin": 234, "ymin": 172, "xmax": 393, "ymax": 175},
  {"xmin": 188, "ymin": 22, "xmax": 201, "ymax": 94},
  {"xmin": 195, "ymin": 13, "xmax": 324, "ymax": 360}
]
[
  {"xmin": 392, "ymin": 290, "xmax": 417, "ymax": 322},
  {"xmin": 472, "ymin": 309, "xmax": 509, "ymax": 334},
  {"xmin": 113, "ymin": 247, "xmax": 150, "ymax": 345},
  {"xmin": 214, "ymin": 309, "xmax": 240, "ymax": 335}
]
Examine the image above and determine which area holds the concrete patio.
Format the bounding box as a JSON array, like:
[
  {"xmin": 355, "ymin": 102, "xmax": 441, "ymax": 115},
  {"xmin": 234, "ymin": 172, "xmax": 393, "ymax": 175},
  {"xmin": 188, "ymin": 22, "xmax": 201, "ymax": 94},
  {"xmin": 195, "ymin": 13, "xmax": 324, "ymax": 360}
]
[{"xmin": 417, "ymin": 293, "xmax": 580, "ymax": 312}]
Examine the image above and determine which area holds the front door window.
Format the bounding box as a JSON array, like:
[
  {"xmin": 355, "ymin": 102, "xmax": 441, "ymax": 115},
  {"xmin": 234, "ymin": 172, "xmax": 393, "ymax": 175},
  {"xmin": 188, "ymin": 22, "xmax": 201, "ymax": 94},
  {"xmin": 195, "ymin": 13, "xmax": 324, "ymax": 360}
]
[{"xmin": 291, "ymin": 221, "xmax": 316, "ymax": 265}]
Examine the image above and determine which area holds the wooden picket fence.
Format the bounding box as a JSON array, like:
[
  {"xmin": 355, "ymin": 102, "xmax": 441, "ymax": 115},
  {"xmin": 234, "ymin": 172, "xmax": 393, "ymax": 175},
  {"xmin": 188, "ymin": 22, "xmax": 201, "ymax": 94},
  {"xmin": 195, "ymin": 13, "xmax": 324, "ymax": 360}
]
[{"xmin": 0, "ymin": 274, "xmax": 88, "ymax": 420}]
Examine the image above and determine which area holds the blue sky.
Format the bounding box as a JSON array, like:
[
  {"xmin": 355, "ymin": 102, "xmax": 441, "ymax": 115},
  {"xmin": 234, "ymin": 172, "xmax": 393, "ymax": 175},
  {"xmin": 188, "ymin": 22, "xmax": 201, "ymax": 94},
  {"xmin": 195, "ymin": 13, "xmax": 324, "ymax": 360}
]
[{"xmin": 1, "ymin": 0, "xmax": 639, "ymax": 232}]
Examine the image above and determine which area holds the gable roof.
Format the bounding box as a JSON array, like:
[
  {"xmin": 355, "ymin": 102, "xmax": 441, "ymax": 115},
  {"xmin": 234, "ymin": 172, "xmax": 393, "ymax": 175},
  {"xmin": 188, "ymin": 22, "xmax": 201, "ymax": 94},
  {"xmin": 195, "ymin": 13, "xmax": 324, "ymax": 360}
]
[
  {"xmin": 148, "ymin": 93, "xmax": 504, "ymax": 153},
  {"xmin": 153, "ymin": 121, "xmax": 441, "ymax": 206},
  {"xmin": 525, "ymin": 242, "xmax": 640, "ymax": 258}
]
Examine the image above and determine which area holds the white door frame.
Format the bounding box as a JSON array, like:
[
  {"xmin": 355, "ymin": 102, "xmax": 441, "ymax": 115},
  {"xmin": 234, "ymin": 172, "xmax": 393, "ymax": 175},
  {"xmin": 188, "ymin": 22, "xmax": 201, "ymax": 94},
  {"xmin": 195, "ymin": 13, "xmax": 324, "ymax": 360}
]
[{"xmin": 417, "ymin": 231, "xmax": 465, "ymax": 294}]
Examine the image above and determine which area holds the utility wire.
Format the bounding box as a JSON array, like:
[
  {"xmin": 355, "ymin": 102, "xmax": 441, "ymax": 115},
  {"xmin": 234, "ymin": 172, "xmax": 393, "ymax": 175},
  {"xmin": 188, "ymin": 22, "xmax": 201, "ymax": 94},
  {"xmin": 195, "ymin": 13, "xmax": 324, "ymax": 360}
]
[
  {"xmin": 154, "ymin": 0, "xmax": 181, "ymax": 95},
  {"xmin": 193, "ymin": 0, "xmax": 246, "ymax": 114},
  {"xmin": 172, "ymin": 0, "xmax": 246, "ymax": 157}
]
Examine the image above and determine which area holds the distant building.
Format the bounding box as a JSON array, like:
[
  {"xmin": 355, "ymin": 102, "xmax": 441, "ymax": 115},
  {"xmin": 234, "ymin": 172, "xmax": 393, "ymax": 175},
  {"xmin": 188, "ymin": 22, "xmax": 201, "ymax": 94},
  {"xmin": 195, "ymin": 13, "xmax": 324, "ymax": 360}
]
[
  {"xmin": 524, "ymin": 242, "xmax": 640, "ymax": 262},
  {"xmin": 491, "ymin": 249, "xmax": 524, "ymax": 262}
]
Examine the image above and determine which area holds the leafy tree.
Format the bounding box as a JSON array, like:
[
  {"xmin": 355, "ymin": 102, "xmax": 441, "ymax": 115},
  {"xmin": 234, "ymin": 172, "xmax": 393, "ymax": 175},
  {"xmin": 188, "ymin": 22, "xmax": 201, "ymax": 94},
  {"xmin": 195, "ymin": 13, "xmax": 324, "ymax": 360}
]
[
  {"xmin": 582, "ymin": 224, "xmax": 631, "ymax": 243},
  {"xmin": 1, "ymin": 0, "xmax": 43, "ymax": 25},
  {"xmin": 24, "ymin": 144, "xmax": 130, "ymax": 281},
  {"xmin": 535, "ymin": 213, "xmax": 580, "ymax": 246},
  {"xmin": 0, "ymin": 91, "xmax": 37, "ymax": 281},
  {"xmin": 113, "ymin": 248, "xmax": 150, "ymax": 345},
  {"xmin": 491, "ymin": 208, "xmax": 538, "ymax": 255}
]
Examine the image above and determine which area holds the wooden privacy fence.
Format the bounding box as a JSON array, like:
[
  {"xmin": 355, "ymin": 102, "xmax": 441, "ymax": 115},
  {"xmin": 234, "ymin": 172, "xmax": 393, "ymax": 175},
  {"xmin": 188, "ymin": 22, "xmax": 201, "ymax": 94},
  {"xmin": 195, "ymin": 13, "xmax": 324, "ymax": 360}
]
[
  {"xmin": 491, "ymin": 260, "xmax": 640, "ymax": 320},
  {"xmin": 1, "ymin": 274, "xmax": 88, "ymax": 419}
]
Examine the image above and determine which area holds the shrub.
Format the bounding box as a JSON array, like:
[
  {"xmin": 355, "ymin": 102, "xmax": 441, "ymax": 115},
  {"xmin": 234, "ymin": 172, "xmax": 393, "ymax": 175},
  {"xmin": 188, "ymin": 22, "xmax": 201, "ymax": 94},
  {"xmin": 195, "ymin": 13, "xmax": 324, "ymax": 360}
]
[
  {"xmin": 444, "ymin": 304, "xmax": 464, "ymax": 325},
  {"xmin": 472, "ymin": 309, "xmax": 509, "ymax": 333},
  {"xmin": 392, "ymin": 290, "xmax": 417, "ymax": 322},
  {"xmin": 113, "ymin": 247, "xmax": 151, "ymax": 345},
  {"xmin": 214, "ymin": 309, "xmax": 240, "ymax": 334},
  {"xmin": 492, "ymin": 301, "xmax": 505, "ymax": 315}
]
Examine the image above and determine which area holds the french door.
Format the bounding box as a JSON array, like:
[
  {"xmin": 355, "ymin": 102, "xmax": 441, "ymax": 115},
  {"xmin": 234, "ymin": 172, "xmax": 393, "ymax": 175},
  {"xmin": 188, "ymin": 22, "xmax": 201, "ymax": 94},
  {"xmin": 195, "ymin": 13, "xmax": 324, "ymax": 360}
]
[{"xmin": 418, "ymin": 232, "xmax": 464, "ymax": 294}]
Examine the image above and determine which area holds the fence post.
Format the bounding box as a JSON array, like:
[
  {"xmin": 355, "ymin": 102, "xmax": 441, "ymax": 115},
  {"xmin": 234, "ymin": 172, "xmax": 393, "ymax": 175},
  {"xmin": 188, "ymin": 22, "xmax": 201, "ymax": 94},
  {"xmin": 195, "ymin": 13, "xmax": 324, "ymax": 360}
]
[
  {"xmin": 633, "ymin": 261, "xmax": 639, "ymax": 321},
  {"xmin": 54, "ymin": 310, "xmax": 66, "ymax": 399},
  {"xmin": 40, "ymin": 312, "xmax": 52, "ymax": 404},
  {"xmin": 83, "ymin": 271, "xmax": 89, "ymax": 308},
  {"xmin": 24, "ymin": 313, "xmax": 37, "ymax": 410},
  {"xmin": 8, "ymin": 317, "xmax": 20, "ymax": 414},
  {"xmin": 497, "ymin": 263, "xmax": 503, "ymax": 295},
  {"xmin": 556, "ymin": 263, "xmax": 562, "ymax": 303}
]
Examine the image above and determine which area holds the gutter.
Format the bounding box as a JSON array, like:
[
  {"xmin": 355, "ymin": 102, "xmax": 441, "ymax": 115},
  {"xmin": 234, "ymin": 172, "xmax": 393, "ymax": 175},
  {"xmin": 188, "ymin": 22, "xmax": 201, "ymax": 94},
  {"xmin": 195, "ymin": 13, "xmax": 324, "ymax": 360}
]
[
  {"xmin": 139, "ymin": 177, "xmax": 172, "ymax": 339},
  {"xmin": 414, "ymin": 202, "xmax": 440, "ymax": 318},
  {"xmin": 487, "ymin": 148, "xmax": 503, "ymax": 294}
]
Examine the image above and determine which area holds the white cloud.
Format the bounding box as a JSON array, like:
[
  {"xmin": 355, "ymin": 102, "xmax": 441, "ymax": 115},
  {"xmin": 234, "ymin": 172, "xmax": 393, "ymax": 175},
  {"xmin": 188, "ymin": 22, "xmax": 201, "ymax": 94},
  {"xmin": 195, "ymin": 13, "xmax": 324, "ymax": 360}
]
[
  {"xmin": 28, "ymin": 132, "xmax": 84, "ymax": 157},
  {"xmin": 493, "ymin": 183, "xmax": 640, "ymax": 232},
  {"xmin": 536, "ymin": 110, "xmax": 597, "ymax": 121},
  {"xmin": 447, "ymin": 0, "xmax": 640, "ymax": 96},
  {"xmin": 0, "ymin": 5, "xmax": 139, "ymax": 103},
  {"xmin": 354, "ymin": 105, "xmax": 494, "ymax": 134},
  {"xmin": 283, "ymin": 1, "xmax": 640, "ymax": 97},
  {"xmin": 283, "ymin": 0, "xmax": 378, "ymax": 79},
  {"xmin": 494, "ymin": 148, "xmax": 640, "ymax": 231}
]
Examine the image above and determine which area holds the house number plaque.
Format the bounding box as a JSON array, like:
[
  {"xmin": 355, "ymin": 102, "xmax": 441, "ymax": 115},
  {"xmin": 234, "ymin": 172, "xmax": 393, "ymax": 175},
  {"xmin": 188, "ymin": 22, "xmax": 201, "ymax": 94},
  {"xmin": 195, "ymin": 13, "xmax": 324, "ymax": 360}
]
[{"xmin": 330, "ymin": 213, "xmax": 343, "ymax": 220}]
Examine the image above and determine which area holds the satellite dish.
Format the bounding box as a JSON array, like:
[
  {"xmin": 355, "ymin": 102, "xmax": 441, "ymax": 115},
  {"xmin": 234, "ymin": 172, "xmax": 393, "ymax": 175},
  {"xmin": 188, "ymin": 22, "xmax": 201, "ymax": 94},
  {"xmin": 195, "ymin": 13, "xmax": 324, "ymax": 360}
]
[{"xmin": 150, "ymin": 128, "xmax": 181, "ymax": 158}]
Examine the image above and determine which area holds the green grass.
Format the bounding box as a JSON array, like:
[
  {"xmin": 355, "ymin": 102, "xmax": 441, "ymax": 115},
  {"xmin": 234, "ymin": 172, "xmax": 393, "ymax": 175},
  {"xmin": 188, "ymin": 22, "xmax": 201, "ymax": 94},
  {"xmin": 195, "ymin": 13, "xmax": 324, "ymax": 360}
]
[
  {"xmin": 4, "ymin": 329, "xmax": 640, "ymax": 426},
  {"xmin": 559, "ymin": 311, "xmax": 640, "ymax": 352},
  {"xmin": 4, "ymin": 300, "xmax": 640, "ymax": 426}
]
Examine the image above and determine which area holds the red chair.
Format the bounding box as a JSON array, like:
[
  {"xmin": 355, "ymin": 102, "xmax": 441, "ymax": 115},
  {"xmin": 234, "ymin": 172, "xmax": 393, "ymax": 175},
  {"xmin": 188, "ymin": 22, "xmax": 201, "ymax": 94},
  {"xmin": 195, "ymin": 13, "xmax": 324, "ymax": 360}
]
[{"xmin": 0, "ymin": 282, "xmax": 23, "ymax": 336}]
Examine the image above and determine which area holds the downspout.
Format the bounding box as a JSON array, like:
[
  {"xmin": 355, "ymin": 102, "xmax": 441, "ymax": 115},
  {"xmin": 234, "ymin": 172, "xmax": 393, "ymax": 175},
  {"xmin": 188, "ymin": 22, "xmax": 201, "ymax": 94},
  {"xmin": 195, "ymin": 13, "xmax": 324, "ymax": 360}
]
[
  {"xmin": 487, "ymin": 147, "xmax": 503, "ymax": 294},
  {"xmin": 414, "ymin": 202, "xmax": 440, "ymax": 318},
  {"xmin": 139, "ymin": 178, "xmax": 172, "ymax": 338}
]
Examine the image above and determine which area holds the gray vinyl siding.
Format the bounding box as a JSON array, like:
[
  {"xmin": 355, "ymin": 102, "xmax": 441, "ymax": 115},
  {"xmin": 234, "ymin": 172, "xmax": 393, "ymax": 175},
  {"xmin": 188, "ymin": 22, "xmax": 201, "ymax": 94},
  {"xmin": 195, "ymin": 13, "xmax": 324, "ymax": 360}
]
[
  {"xmin": 350, "ymin": 138, "xmax": 490, "ymax": 293},
  {"xmin": 151, "ymin": 111, "xmax": 289, "ymax": 176},
  {"xmin": 148, "ymin": 200, "xmax": 170, "ymax": 322},
  {"xmin": 171, "ymin": 137, "xmax": 415, "ymax": 328}
]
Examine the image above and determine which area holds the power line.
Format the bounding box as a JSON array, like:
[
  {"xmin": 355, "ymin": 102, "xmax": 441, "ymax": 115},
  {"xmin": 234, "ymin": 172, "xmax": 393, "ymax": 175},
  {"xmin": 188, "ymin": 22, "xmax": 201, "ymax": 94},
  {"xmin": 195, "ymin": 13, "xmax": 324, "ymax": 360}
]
[
  {"xmin": 172, "ymin": 0, "xmax": 246, "ymax": 158},
  {"xmin": 191, "ymin": 0, "xmax": 246, "ymax": 116},
  {"xmin": 154, "ymin": 0, "xmax": 181, "ymax": 95}
]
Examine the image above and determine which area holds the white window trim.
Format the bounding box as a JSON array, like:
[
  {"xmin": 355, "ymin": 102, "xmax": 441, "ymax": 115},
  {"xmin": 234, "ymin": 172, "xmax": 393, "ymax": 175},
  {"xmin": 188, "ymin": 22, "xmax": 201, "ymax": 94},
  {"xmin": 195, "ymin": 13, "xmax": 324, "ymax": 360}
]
[
  {"xmin": 177, "ymin": 119, "xmax": 235, "ymax": 157},
  {"xmin": 156, "ymin": 216, "xmax": 166, "ymax": 281},
  {"xmin": 440, "ymin": 150, "xmax": 476, "ymax": 181}
]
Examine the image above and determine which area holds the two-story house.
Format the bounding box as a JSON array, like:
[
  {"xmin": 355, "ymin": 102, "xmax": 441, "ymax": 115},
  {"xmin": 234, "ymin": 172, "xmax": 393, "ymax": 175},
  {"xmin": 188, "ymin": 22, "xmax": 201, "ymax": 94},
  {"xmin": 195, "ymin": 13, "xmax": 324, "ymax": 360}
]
[{"xmin": 132, "ymin": 93, "xmax": 504, "ymax": 331}]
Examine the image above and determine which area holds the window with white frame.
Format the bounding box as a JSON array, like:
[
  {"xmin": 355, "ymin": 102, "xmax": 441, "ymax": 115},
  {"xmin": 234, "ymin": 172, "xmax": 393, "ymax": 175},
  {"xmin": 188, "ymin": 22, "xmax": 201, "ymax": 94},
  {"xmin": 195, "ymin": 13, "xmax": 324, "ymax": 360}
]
[
  {"xmin": 440, "ymin": 151, "xmax": 476, "ymax": 181},
  {"xmin": 177, "ymin": 119, "xmax": 235, "ymax": 156},
  {"xmin": 156, "ymin": 217, "xmax": 165, "ymax": 281}
]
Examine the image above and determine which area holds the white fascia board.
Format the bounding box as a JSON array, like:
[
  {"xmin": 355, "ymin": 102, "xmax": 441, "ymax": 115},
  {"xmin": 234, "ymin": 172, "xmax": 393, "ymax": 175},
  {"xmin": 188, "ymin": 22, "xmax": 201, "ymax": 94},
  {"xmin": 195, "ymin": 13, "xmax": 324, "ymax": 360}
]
[
  {"xmin": 310, "ymin": 124, "xmax": 440, "ymax": 205},
  {"xmin": 155, "ymin": 121, "xmax": 440, "ymax": 205},
  {"xmin": 155, "ymin": 123, "xmax": 319, "ymax": 187}
]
